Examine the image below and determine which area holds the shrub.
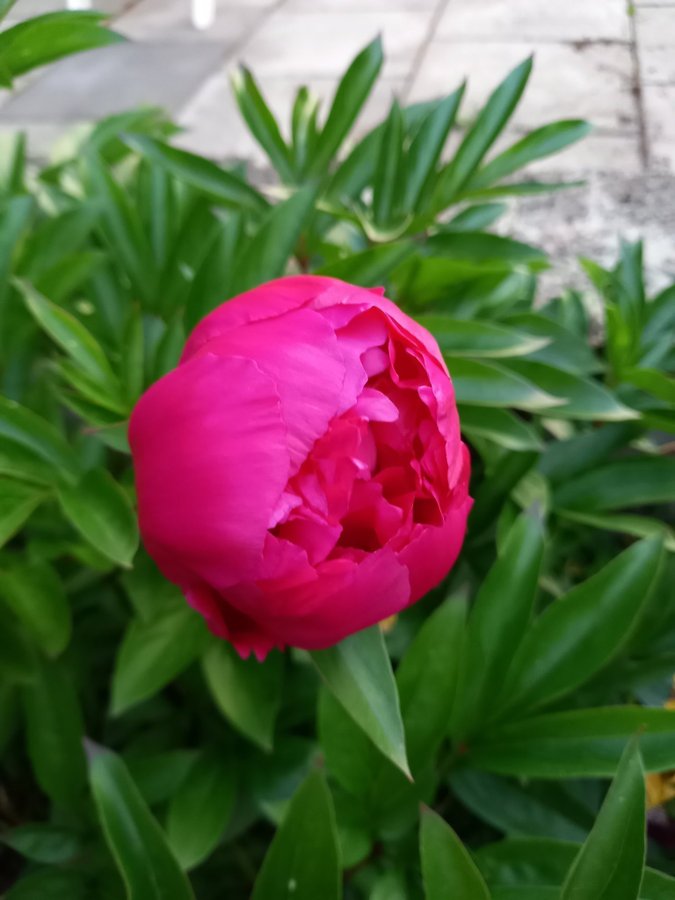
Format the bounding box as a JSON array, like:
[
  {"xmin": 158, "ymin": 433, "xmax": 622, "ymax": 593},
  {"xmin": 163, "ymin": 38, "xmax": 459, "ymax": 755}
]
[{"xmin": 0, "ymin": 24, "xmax": 674, "ymax": 899}]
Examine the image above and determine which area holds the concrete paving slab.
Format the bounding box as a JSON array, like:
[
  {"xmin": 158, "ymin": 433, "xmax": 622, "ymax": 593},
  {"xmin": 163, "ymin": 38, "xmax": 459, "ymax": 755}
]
[
  {"xmin": 0, "ymin": 41, "xmax": 226, "ymax": 121},
  {"xmin": 238, "ymin": 9, "xmax": 432, "ymax": 79},
  {"xmin": 436, "ymin": 0, "xmax": 629, "ymax": 42},
  {"xmin": 116, "ymin": 0, "xmax": 262, "ymax": 42},
  {"xmin": 408, "ymin": 40, "xmax": 638, "ymax": 134},
  {"xmin": 636, "ymin": 7, "xmax": 675, "ymax": 84}
]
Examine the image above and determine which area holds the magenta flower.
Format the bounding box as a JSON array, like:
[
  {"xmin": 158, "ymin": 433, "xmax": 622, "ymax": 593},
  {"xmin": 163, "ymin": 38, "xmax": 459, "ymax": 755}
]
[{"xmin": 129, "ymin": 276, "xmax": 472, "ymax": 659}]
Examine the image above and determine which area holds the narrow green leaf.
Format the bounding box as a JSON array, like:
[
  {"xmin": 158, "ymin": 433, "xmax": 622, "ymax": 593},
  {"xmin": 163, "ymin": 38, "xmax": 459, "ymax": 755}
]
[
  {"xmin": 476, "ymin": 837, "xmax": 675, "ymax": 899},
  {"xmin": 469, "ymin": 707, "xmax": 675, "ymax": 777},
  {"xmin": 230, "ymin": 185, "xmax": 317, "ymax": 295},
  {"xmin": 500, "ymin": 538, "xmax": 663, "ymax": 716},
  {"xmin": 89, "ymin": 746, "xmax": 195, "ymax": 900},
  {"xmin": 561, "ymin": 741, "xmax": 645, "ymax": 900},
  {"xmin": 447, "ymin": 357, "xmax": 563, "ymax": 411},
  {"xmin": 111, "ymin": 607, "xmax": 209, "ymax": 715},
  {"xmin": 397, "ymin": 595, "xmax": 466, "ymax": 772},
  {"xmin": 433, "ymin": 57, "xmax": 533, "ymax": 206},
  {"xmin": 459, "ymin": 406, "xmax": 542, "ymax": 452},
  {"xmin": 0, "ymin": 12, "xmax": 123, "ymax": 83},
  {"xmin": 291, "ymin": 86, "xmax": 320, "ymax": 176},
  {"xmin": 57, "ymin": 468, "xmax": 138, "ymax": 567},
  {"xmin": 420, "ymin": 807, "xmax": 491, "ymax": 900},
  {"xmin": 0, "ymin": 615, "xmax": 34, "ymax": 682},
  {"xmin": 309, "ymin": 36, "xmax": 383, "ymax": 176},
  {"xmin": 453, "ymin": 512, "xmax": 544, "ymax": 738},
  {"xmin": 1, "ymin": 824, "xmax": 82, "ymax": 865},
  {"xmin": 424, "ymin": 230, "xmax": 547, "ymax": 268},
  {"xmin": 420, "ymin": 316, "xmax": 549, "ymax": 358},
  {"xmin": 0, "ymin": 479, "xmax": 45, "ymax": 546},
  {"xmin": 553, "ymin": 457, "xmax": 675, "ymax": 511},
  {"xmin": 311, "ymin": 626, "xmax": 410, "ymax": 778},
  {"xmin": 202, "ymin": 642, "xmax": 283, "ymax": 751},
  {"xmin": 467, "ymin": 120, "xmax": 592, "ymax": 190},
  {"xmin": 445, "ymin": 202, "xmax": 507, "ymax": 231},
  {"xmin": 558, "ymin": 508, "xmax": 675, "ymax": 552},
  {"xmin": 403, "ymin": 86, "xmax": 465, "ymax": 211},
  {"xmin": 231, "ymin": 66, "xmax": 294, "ymax": 182},
  {"xmin": 372, "ymin": 100, "xmax": 404, "ymax": 227},
  {"xmin": 503, "ymin": 360, "xmax": 637, "ymax": 421},
  {"xmin": 0, "ymin": 561, "xmax": 70, "ymax": 657},
  {"xmin": 125, "ymin": 135, "xmax": 268, "ymax": 214},
  {"xmin": 167, "ymin": 749, "xmax": 236, "ymax": 871},
  {"xmin": 252, "ymin": 772, "xmax": 341, "ymax": 900},
  {"xmin": 451, "ymin": 773, "xmax": 591, "ymax": 842},
  {"xmin": 0, "ymin": 195, "xmax": 32, "ymax": 338},
  {"xmin": 317, "ymin": 242, "xmax": 415, "ymax": 286},
  {"xmin": 22, "ymin": 659, "xmax": 86, "ymax": 806},
  {"xmin": 17, "ymin": 279, "xmax": 118, "ymax": 389}
]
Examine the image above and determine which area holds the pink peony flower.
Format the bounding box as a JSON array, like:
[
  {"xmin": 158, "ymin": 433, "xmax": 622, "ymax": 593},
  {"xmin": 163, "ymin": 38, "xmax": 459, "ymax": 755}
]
[{"xmin": 129, "ymin": 276, "xmax": 472, "ymax": 659}]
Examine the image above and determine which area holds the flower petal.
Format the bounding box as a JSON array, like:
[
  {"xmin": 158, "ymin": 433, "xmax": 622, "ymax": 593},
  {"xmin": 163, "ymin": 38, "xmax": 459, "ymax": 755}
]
[{"xmin": 129, "ymin": 353, "xmax": 289, "ymax": 590}]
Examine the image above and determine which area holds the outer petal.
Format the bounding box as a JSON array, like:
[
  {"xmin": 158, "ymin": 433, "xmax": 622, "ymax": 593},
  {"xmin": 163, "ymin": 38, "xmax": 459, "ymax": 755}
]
[
  {"xmin": 129, "ymin": 353, "xmax": 289, "ymax": 591},
  {"xmin": 181, "ymin": 276, "xmax": 334, "ymax": 361},
  {"xmin": 235, "ymin": 548, "xmax": 411, "ymax": 650},
  {"xmin": 187, "ymin": 308, "xmax": 348, "ymax": 474}
]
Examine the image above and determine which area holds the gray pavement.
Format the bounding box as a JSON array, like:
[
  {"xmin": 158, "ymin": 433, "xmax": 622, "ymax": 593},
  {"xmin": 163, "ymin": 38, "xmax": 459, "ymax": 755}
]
[{"xmin": 1, "ymin": 0, "xmax": 674, "ymax": 288}]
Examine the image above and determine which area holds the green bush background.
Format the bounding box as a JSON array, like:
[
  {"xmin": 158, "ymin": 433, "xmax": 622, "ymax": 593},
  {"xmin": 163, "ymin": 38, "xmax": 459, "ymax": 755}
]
[{"xmin": 1, "ymin": 10, "xmax": 675, "ymax": 899}]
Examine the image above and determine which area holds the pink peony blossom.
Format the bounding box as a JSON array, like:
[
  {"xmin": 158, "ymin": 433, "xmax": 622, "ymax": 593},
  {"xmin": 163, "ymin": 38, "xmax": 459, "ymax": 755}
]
[{"xmin": 129, "ymin": 276, "xmax": 472, "ymax": 659}]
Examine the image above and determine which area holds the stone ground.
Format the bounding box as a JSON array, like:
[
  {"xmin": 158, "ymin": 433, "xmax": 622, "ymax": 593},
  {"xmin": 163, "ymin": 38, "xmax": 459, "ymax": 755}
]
[{"xmin": 1, "ymin": 0, "xmax": 674, "ymax": 293}]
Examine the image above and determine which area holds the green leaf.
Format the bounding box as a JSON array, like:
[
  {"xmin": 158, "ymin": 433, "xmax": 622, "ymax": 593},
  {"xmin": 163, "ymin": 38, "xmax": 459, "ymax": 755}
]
[
  {"xmin": 167, "ymin": 749, "xmax": 236, "ymax": 871},
  {"xmin": 424, "ymin": 230, "xmax": 548, "ymax": 268},
  {"xmin": 433, "ymin": 57, "xmax": 533, "ymax": 206},
  {"xmin": 310, "ymin": 626, "xmax": 410, "ymax": 778},
  {"xmin": 459, "ymin": 406, "xmax": 542, "ymax": 452},
  {"xmin": 309, "ymin": 37, "xmax": 383, "ymax": 176},
  {"xmin": 623, "ymin": 367, "xmax": 675, "ymax": 404},
  {"xmin": 89, "ymin": 745, "xmax": 195, "ymax": 900},
  {"xmin": 85, "ymin": 154, "xmax": 157, "ymax": 305},
  {"xmin": 553, "ymin": 457, "xmax": 675, "ymax": 511},
  {"xmin": 230, "ymin": 185, "xmax": 317, "ymax": 295},
  {"xmin": 453, "ymin": 512, "xmax": 544, "ymax": 738},
  {"xmin": 469, "ymin": 707, "xmax": 675, "ymax": 777},
  {"xmin": 0, "ymin": 12, "xmax": 123, "ymax": 84},
  {"xmin": 372, "ymin": 100, "xmax": 404, "ymax": 227},
  {"xmin": 476, "ymin": 837, "xmax": 675, "ymax": 898},
  {"xmin": 447, "ymin": 357, "xmax": 562, "ymax": 411},
  {"xmin": 420, "ymin": 316, "xmax": 549, "ymax": 358},
  {"xmin": 0, "ymin": 615, "xmax": 34, "ymax": 682},
  {"xmin": 403, "ymin": 86, "xmax": 465, "ymax": 211},
  {"xmin": 1, "ymin": 824, "xmax": 82, "ymax": 865},
  {"xmin": 291, "ymin": 86, "xmax": 320, "ymax": 176},
  {"xmin": 0, "ymin": 435, "xmax": 54, "ymax": 484},
  {"xmin": 5, "ymin": 870, "xmax": 87, "ymax": 900},
  {"xmin": 500, "ymin": 538, "xmax": 663, "ymax": 716},
  {"xmin": 557, "ymin": 508, "xmax": 675, "ymax": 553},
  {"xmin": 397, "ymin": 595, "xmax": 466, "ymax": 772},
  {"xmin": 504, "ymin": 312, "xmax": 601, "ymax": 374},
  {"xmin": 231, "ymin": 66, "xmax": 294, "ymax": 182},
  {"xmin": 125, "ymin": 135, "xmax": 268, "ymax": 215},
  {"xmin": 503, "ymin": 360, "xmax": 637, "ymax": 421},
  {"xmin": 451, "ymin": 772, "xmax": 591, "ymax": 842},
  {"xmin": 17, "ymin": 279, "xmax": 119, "ymax": 390},
  {"xmin": 538, "ymin": 422, "xmax": 636, "ymax": 485},
  {"xmin": 445, "ymin": 202, "xmax": 507, "ymax": 231},
  {"xmin": 561, "ymin": 740, "xmax": 645, "ymax": 900},
  {"xmin": 202, "ymin": 642, "xmax": 283, "ymax": 751},
  {"xmin": 0, "ymin": 479, "xmax": 45, "ymax": 546},
  {"xmin": 0, "ymin": 196, "xmax": 33, "ymax": 340},
  {"xmin": 467, "ymin": 120, "xmax": 592, "ymax": 190},
  {"xmin": 111, "ymin": 606, "xmax": 209, "ymax": 715},
  {"xmin": 57, "ymin": 468, "xmax": 138, "ymax": 567},
  {"xmin": 316, "ymin": 242, "xmax": 414, "ymax": 285},
  {"xmin": 252, "ymin": 772, "xmax": 341, "ymax": 900},
  {"xmin": 420, "ymin": 807, "xmax": 491, "ymax": 900},
  {"xmin": 0, "ymin": 560, "xmax": 70, "ymax": 657},
  {"xmin": 22, "ymin": 659, "xmax": 86, "ymax": 806}
]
